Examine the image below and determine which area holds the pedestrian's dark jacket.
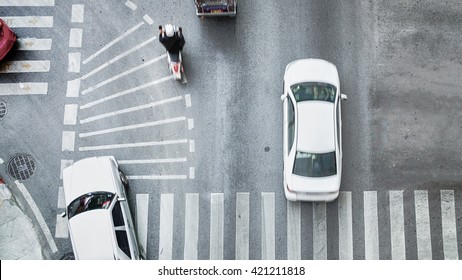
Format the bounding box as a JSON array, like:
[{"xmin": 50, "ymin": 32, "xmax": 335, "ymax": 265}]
[{"xmin": 159, "ymin": 32, "xmax": 185, "ymax": 53}]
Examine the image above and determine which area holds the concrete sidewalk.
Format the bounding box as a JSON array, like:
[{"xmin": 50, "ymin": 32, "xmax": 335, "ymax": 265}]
[{"xmin": 0, "ymin": 178, "xmax": 43, "ymax": 260}]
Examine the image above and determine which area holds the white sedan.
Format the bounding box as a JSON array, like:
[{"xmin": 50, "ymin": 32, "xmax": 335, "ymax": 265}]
[
  {"xmin": 62, "ymin": 156, "xmax": 141, "ymax": 259},
  {"xmin": 281, "ymin": 59, "xmax": 347, "ymax": 202}
]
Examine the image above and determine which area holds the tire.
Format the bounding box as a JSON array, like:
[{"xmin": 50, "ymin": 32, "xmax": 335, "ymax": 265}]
[
  {"xmin": 119, "ymin": 170, "xmax": 129, "ymax": 189},
  {"xmin": 59, "ymin": 252, "xmax": 75, "ymax": 260}
]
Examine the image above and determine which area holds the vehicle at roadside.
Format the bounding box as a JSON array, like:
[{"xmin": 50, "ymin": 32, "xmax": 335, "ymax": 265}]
[
  {"xmin": 0, "ymin": 18, "xmax": 16, "ymax": 61},
  {"xmin": 62, "ymin": 156, "xmax": 141, "ymax": 260},
  {"xmin": 281, "ymin": 59, "xmax": 347, "ymax": 202},
  {"xmin": 194, "ymin": 0, "xmax": 237, "ymax": 17}
]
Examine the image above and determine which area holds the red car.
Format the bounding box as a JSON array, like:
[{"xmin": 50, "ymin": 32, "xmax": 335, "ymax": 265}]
[{"xmin": 0, "ymin": 18, "xmax": 16, "ymax": 61}]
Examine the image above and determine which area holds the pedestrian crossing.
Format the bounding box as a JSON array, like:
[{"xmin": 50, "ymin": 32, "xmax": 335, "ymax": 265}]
[
  {"xmin": 0, "ymin": 2, "xmax": 55, "ymax": 95},
  {"xmin": 130, "ymin": 190, "xmax": 460, "ymax": 260}
]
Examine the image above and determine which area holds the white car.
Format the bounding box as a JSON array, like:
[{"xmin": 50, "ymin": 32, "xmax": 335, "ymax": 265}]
[
  {"xmin": 281, "ymin": 59, "xmax": 347, "ymax": 202},
  {"xmin": 62, "ymin": 156, "xmax": 141, "ymax": 259}
]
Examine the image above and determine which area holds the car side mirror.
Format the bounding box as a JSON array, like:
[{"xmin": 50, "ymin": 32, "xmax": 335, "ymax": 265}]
[
  {"xmin": 118, "ymin": 197, "xmax": 126, "ymax": 202},
  {"xmin": 280, "ymin": 93, "xmax": 287, "ymax": 101},
  {"xmin": 61, "ymin": 212, "xmax": 66, "ymax": 218},
  {"xmin": 341, "ymin": 94, "xmax": 348, "ymax": 100}
]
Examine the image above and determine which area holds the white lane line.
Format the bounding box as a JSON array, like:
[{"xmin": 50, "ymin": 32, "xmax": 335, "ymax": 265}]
[
  {"xmin": 66, "ymin": 79, "xmax": 80, "ymax": 98},
  {"xmin": 184, "ymin": 193, "xmax": 199, "ymax": 260},
  {"xmin": 441, "ymin": 190, "xmax": 459, "ymax": 260},
  {"xmin": 15, "ymin": 181, "xmax": 58, "ymax": 252},
  {"xmin": 125, "ymin": 0, "xmax": 137, "ymax": 10},
  {"xmin": 189, "ymin": 140, "xmax": 195, "ymax": 153},
  {"xmin": 82, "ymin": 21, "xmax": 144, "ymax": 65},
  {"xmin": 63, "ymin": 104, "xmax": 78, "ymax": 125},
  {"xmin": 16, "ymin": 38, "xmax": 52, "ymax": 51},
  {"xmin": 80, "ymin": 37, "xmax": 158, "ymax": 81},
  {"xmin": 287, "ymin": 201, "xmax": 301, "ymax": 260},
  {"xmin": 2, "ymin": 16, "xmax": 53, "ymax": 28},
  {"xmin": 54, "ymin": 214, "xmax": 68, "ymax": 238},
  {"xmin": 59, "ymin": 160, "xmax": 73, "ymax": 179},
  {"xmin": 57, "ymin": 187, "xmax": 65, "ymax": 209},
  {"xmin": 414, "ymin": 190, "xmax": 432, "ymax": 260},
  {"xmin": 61, "ymin": 131, "xmax": 75, "ymax": 151},
  {"xmin": 128, "ymin": 175, "xmax": 187, "ymax": 180},
  {"xmin": 80, "ymin": 95, "xmax": 182, "ymax": 124},
  {"xmin": 0, "ymin": 83, "xmax": 47, "ymax": 95},
  {"xmin": 210, "ymin": 193, "xmax": 224, "ymax": 260},
  {"xmin": 313, "ymin": 202, "xmax": 327, "ymax": 260},
  {"xmin": 71, "ymin": 4, "xmax": 84, "ymax": 23},
  {"xmin": 0, "ymin": 158, "xmax": 4, "ymax": 164},
  {"xmin": 69, "ymin": 28, "xmax": 83, "ymax": 48},
  {"xmin": 79, "ymin": 138, "xmax": 188, "ymax": 151},
  {"xmin": 159, "ymin": 194, "xmax": 174, "ymax": 260},
  {"xmin": 236, "ymin": 192, "xmax": 249, "ymax": 260},
  {"xmin": 0, "ymin": 0, "xmax": 55, "ymax": 6},
  {"xmin": 143, "ymin": 14, "xmax": 153, "ymax": 25},
  {"xmin": 338, "ymin": 191, "xmax": 353, "ymax": 260},
  {"xmin": 261, "ymin": 192, "xmax": 275, "ymax": 260},
  {"xmin": 136, "ymin": 194, "xmax": 149, "ymax": 259},
  {"xmin": 185, "ymin": 94, "xmax": 192, "ymax": 107},
  {"xmin": 79, "ymin": 116, "xmax": 186, "ymax": 138},
  {"xmin": 364, "ymin": 191, "xmax": 379, "ymax": 260},
  {"xmin": 389, "ymin": 191, "xmax": 406, "ymax": 260},
  {"xmin": 189, "ymin": 167, "xmax": 195, "ymax": 179},
  {"xmin": 68, "ymin": 53, "xmax": 81, "ymax": 73},
  {"xmin": 119, "ymin": 158, "xmax": 187, "ymax": 164},
  {"xmin": 0, "ymin": 60, "xmax": 50, "ymax": 73},
  {"xmin": 188, "ymin": 119, "xmax": 194, "ymax": 130},
  {"xmin": 82, "ymin": 54, "xmax": 166, "ymax": 95},
  {"xmin": 80, "ymin": 75, "xmax": 174, "ymax": 109}
]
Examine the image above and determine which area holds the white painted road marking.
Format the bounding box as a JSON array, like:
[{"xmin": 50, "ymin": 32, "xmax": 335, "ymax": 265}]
[
  {"xmin": 189, "ymin": 140, "xmax": 195, "ymax": 152},
  {"xmin": 0, "ymin": 83, "xmax": 48, "ymax": 95},
  {"xmin": 71, "ymin": 4, "xmax": 84, "ymax": 23},
  {"xmin": 128, "ymin": 175, "xmax": 187, "ymax": 180},
  {"xmin": 79, "ymin": 138, "xmax": 188, "ymax": 151},
  {"xmin": 61, "ymin": 131, "xmax": 75, "ymax": 151},
  {"xmin": 364, "ymin": 191, "xmax": 379, "ymax": 260},
  {"xmin": 143, "ymin": 14, "xmax": 153, "ymax": 25},
  {"xmin": 16, "ymin": 38, "xmax": 52, "ymax": 51},
  {"xmin": 125, "ymin": 0, "xmax": 137, "ymax": 10},
  {"xmin": 54, "ymin": 214, "xmax": 68, "ymax": 239},
  {"xmin": 235, "ymin": 192, "xmax": 249, "ymax": 260},
  {"xmin": 15, "ymin": 181, "xmax": 58, "ymax": 252},
  {"xmin": 59, "ymin": 160, "xmax": 73, "ymax": 179},
  {"xmin": 441, "ymin": 190, "xmax": 459, "ymax": 260},
  {"xmin": 136, "ymin": 194, "xmax": 149, "ymax": 259},
  {"xmin": 80, "ymin": 75, "xmax": 174, "ymax": 109},
  {"xmin": 287, "ymin": 201, "xmax": 301, "ymax": 260},
  {"xmin": 338, "ymin": 191, "xmax": 353, "ymax": 260},
  {"xmin": 66, "ymin": 79, "xmax": 80, "ymax": 98},
  {"xmin": 184, "ymin": 193, "xmax": 199, "ymax": 260},
  {"xmin": 63, "ymin": 104, "xmax": 78, "ymax": 125},
  {"xmin": 57, "ymin": 187, "xmax": 66, "ymax": 209},
  {"xmin": 210, "ymin": 193, "xmax": 224, "ymax": 260},
  {"xmin": 261, "ymin": 192, "xmax": 275, "ymax": 260},
  {"xmin": 79, "ymin": 117, "xmax": 186, "ymax": 138},
  {"xmin": 159, "ymin": 194, "xmax": 174, "ymax": 260},
  {"xmin": 188, "ymin": 119, "xmax": 194, "ymax": 130},
  {"xmin": 389, "ymin": 191, "xmax": 406, "ymax": 260},
  {"xmin": 189, "ymin": 167, "xmax": 195, "ymax": 179},
  {"xmin": 69, "ymin": 28, "xmax": 83, "ymax": 48},
  {"xmin": 119, "ymin": 158, "xmax": 187, "ymax": 164},
  {"xmin": 83, "ymin": 21, "xmax": 144, "ymax": 65},
  {"xmin": 0, "ymin": 0, "xmax": 55, "ymax": 6},
  {"xmin": 313, "ymin": 202, "xmax": 327, "ymax": 260},
  {"xmin": 414, "ymin": 190, "xmax": 432, "ymax": 260},
  {"xmin": 185, "ymin": 94, "xmax": 192, "ymax": 107},
  {"xmin": 2, "ymin": 16, "xmax": 53, "ymax": 28},
  {"xmin": 0, "ymin": 60, "xmax": 50, "ymax": 73},
  {"xmin": 68, "ymin": 53, "xmax": 81, "ymax": 73}
]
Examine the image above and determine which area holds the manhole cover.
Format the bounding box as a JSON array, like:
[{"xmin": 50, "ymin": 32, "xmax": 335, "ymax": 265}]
[
  {"xmin": 0, "ymin": 100, "xmax": 6, "ymax": 121},
  {"xmin": 7, "ymin": 154, "xmax": 36, "ymax": 181}
]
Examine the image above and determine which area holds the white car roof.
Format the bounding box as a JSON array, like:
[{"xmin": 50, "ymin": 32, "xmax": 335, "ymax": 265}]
[
  {"xmin": 296, "ymin": 101, "xmax": 335, "ymax": 153},
  {"xmin": 284, "ymin": 59, "xmax": 339, "ymax": 87},
  {"xmin": 63, "ymin": 157, "xmax": 118, "ymax": 203},
  {"xmin": 69, "ymin": 210, "xmax": 115, "ymax": 260}
]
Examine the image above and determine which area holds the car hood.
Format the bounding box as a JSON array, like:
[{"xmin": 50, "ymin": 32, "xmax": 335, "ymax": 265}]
[
  {"xmin": 284, "ymin": 59, "xmax": 339, "ymax": 87},
  {"xmin": 63, "ymin": 157, "xmax": 117, "ymax": 203},
  {"xmin": 288, "ymin": 173, "xmax": 340, "ymax": 193},
  {"xmin": 68, "ymin": 210, "xmax": 115, "ymax": 260}
]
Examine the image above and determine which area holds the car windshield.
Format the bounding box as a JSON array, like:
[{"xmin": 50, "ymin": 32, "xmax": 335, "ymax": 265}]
[
  {"xmin": 67, "ymin": 192, "xmax": 115, "ymax": 219},
  {"xmin": 290, "ymin": 82, "xmax": 337, "ymax": 103},
  {"xmin": 293, "ymin": 151, "xmax": 337, "ymax": 177}
]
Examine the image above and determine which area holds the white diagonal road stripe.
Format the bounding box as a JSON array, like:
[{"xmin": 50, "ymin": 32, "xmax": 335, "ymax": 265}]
[
  {"xmin": 2, "ymin": 16, "xmax": 53, "ymax": 28},
  {"xmin": 0, "ymin": 61, "xmax": 50, "ymax": 73},
  {"xmin": 184, "ymin": 193, "xmax": 199, "ymax": 260},
  {"xmin": 0, "ymin": 83, "xmax": 47, "ymax": 95},
  {"xmin": 0, "ymin": 0, "xmax": 55, "ymax": 6}
]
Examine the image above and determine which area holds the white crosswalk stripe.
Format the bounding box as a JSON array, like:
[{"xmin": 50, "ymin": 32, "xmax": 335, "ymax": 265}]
[
  {"xmin": 2, "ymin": 16, "xmax": 53, "ymax": 28},
  {"xmin": 0, "ymin": 60, "xmax": 50, "ymax": 73},
  {"xmin": 159, "ymin": 194, "xmax": 174, "ymax": 260},
  {"xmin": 210, "ymin": 193, "xmax": 224, "ymax": 260},
  {"xmin": 440, "ymin": 190, "xmax": 459, "ymax": 260},
  {"xmin": 0, "ymin": 0, "xmax": 55, "ymax": 6},
  {"xmin": 184, "ymin": 193, "xmax": 199, "ymax": 260},
  {"xmin": 389, "ymin": 191, "xmax": 406, "ymax": 260},
  {"xmin": 338, "ymin": 191, "xmax": 353, "ymax": 259},
  {"xmin": 261, "ymin": 192, "xmax": 275, "ymax": 260},
  {"xmin": 235, "ymin": 192, "xmax": 250, "ymax": 260},
  {"xmin": 287, "ymin": 201, "xmax": 301, "ymax": 260},
  {"xmin": 414, "ymin": 190, "xmax": 432, "ymax": 260},
  {"xmin": 364, "ymin": 191, "xmax": 379, "ymax": 260},
  {"xmin": 0, "ymin": 83, "xmax": 48, "ymax": 95},
  {"xmin": 313, "ymin": 202, "xmax": 327, "ymax": 260},
  {"xmin": 136, "ymin": 194, "xmax": 149, "ymax": 259},
  {"xmin": 16, "ymin": 38, "xmax": 52, "ymax": 51}
]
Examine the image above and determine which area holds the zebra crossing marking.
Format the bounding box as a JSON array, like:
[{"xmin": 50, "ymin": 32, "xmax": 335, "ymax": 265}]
[
  {"xmin": 79, "ymin": 139, "xmax": 188, "ymax": 152},
  {"xmin": 54, "ymin": 214, "xmax": 68, "ymax": 238},
  {"xmin": 0, "ymin": 0, "xmax": 55, "ymax": 6},
  {"xmin": 59, "ymin": 160, "xmax": 73, "ymax": 179},
  {"xmin": 69, "ymin": 28, "xmax": 83, "ymax": 48},
  {"xmin": 143, "ymin": 15, "xmax": 154, "ymax": 25},
  {"xmin": 261, "ymin": 192, "xmax": 275, "ymax": 260},
  {"xmin": 0, "ymin": 83, "xmax": 48, "ymax": 95},
  {"xmin": 235, "ymin": 192, "xmax": 250, "ymax": 260},
  {"xmin": 128, "ymin": 175, "xmax": 187, "ymax": 180},
  {"xmin": 287, "ymin": 201, "xmax": 301, "ymax": 260},
  {"xmin": 125, "ymin": 0, "xmax": 137, "ymax": 10},
  {"xmin": 57, "ymin": 187, "xmax": 65, "ymax": 209},
  {"xmin": 119, "ymin": 158, "xmax": 187, "ymax": 164},
  {"xmin": 159, "ymin": 194, "xmax": 174, "ymax": 260},
  {"xmin": 61, "ymin": 131, "xmax": 75, "ymax": 151},
  {"xmin": 210, "ymin": 193, "xmax": 224, "ymax": 260},
  {"xmin": 71, "ymin": 4, "xmax": 84, "ymax": 23},
  {"xmin": 0, "ymin": 60, "xmax": 50, "ymax": 73},
  {"xmin": 338, "ymin": 191, "xmax": 353, "ymax": 259},
  {"xmin": 66, "ymin": 79, "xmax": 80, "ymax": 98},
  {"xmin": 136, "ymin": 194, "xmax": 149, "ymax": 259},
  {"xmin": 389, "ymin": 191, "xmax": 406, "ymax": 260},
  {"xmin": 68, "ymin": 52, "xmax": 81, "ymax": 73},
  {"xmin": 2, "ymin": 16, "xmax": 53, "ymax": 28},
  {"xmin": 189, "ymin": 140, "xmax": 195, "ymax": 152},
  {"xmin": 16, "ymin": 38, "xmax": 52, "ymax": 51},
  {"xmin": 364, "ymin": 191, "xmax": 379, "ymax": 260},
  {"xmin": 63, "ymin": 104, "xmax": 78, "ymax": 125},
  {"xmin": 313, "ymin": 202, "xmax": 327, "ymax": 260},
  {"xmin": 441, "ymin": 190, "xmax": 458, "ymax": 260},
  {"xmin": 184, "ymin": 193, "xmax": 199, "ymax": 260},
  {"xmin": 414, "ymin": 190, "xmax": 432, "ymax": 260}
]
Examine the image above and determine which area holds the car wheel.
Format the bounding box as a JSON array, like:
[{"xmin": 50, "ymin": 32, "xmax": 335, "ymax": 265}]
[{"xmin": 119, "ymin": 170, "xmax": 129, "ymax": 189}]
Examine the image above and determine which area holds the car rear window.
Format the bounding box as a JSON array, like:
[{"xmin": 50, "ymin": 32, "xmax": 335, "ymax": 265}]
[{"xmin": 293, "ymin": 151, "xmax": 337, "ymax": 177}]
